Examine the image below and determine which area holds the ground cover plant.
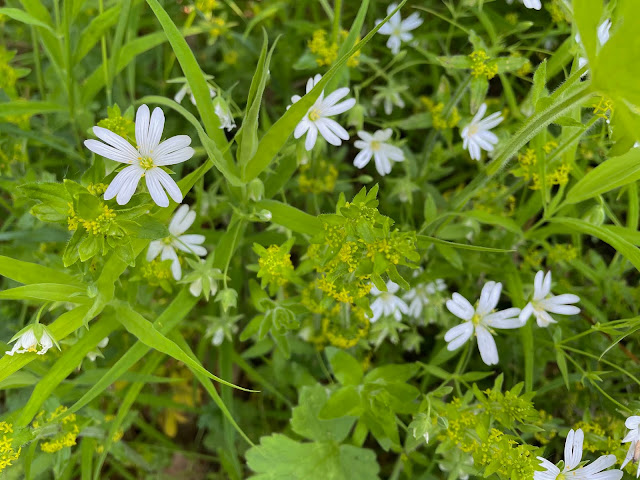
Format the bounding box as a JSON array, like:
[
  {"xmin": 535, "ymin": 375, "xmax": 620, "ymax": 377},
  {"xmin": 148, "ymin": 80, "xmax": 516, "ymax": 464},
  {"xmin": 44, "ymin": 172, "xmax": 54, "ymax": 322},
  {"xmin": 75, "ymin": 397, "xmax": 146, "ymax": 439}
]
[{"xmin": 1, "ymin": 0, "xmax": 640, "ymax": 478}]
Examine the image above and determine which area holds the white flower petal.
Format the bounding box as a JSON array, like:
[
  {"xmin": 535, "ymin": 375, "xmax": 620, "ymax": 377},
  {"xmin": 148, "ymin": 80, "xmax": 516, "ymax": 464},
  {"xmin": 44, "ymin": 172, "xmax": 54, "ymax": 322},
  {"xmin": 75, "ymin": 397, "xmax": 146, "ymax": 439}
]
[{"xmin": 476, "ymin": 326, "xmax": 499, "ymax": 366}]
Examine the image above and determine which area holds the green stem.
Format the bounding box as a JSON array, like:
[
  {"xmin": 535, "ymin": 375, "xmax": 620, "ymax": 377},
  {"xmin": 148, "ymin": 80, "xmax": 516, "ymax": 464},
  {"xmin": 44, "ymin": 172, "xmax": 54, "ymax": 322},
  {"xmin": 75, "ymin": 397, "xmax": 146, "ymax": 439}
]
[{"xmin": 331, "ymin": 0, "xmax": 342, "ymax": 44}]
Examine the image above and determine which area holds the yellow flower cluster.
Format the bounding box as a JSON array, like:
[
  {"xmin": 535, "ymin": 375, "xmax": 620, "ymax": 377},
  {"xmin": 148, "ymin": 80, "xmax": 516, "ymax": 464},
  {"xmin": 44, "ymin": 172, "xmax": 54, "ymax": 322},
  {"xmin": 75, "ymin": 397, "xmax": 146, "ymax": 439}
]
[
  {"xmin": 35, "ymin": 407, "xmax": 80, "ymax": 454},
  {"xmin": 87, "ymin": 183, "xmax": 109, "ymax": 196},
  {"xmin": 0, "ymin": 421, "xmax": 20, "ymax": 474},
  {"xmin": 321, "ymin": 304, "xmax": 370, "ymax": 349},
  {"xmin": 317, "ymin": 274, "xmax": 371, "ymax": 305},
  {"xmin": 549, "ymin": 0, "xmax": 569, "ymax": 23},
  {"xmin": 298, "ymin": 160, "xmax": 338, "ymax": 194},
  {"xmin": 593, "ymin": 97, "xmax": 614, "ymax": 120},
  {"xmin": 81, "ymin": 205, "xmax": 117, "ymax": 235},
  {"xmin": 223, "ymin": 50, "xmax": 238, "ymax": 65},
  {"xmin": 196, "ymin": 0, "xmax": 218, "ymax": 13},
  {"xmin": 513, "ymin": 147, "xmax": 571, "ymax": 190},
  {"xmin": 142, "ymin": 258, "xmax": 174, "ymax": 284},
  {"xmin": 209, "ymin": 17, "xmax": 226, "ymax": 38},
  {"xmin": 97, "ymin": 112, "xmax": 134, "ymax": 141},
  {"xmin": 258, "ymin": 245, "xmax": 294, "ymax": 287},
  {"xmin": 469, "ymin": 50, "xmax": 498, "ymax": 80},
  {"xmin": 420, "ymin": 97, "xmax": 460, "ymax": 130},
  {"xmin": 548, "ymin": 244, "xmax": 578, "ymax": 263},
  {"xmin": 0, "ymin": 47, "xmax": 18, "ymax": 97},
  {"xmin": 308, "ymin": 29, "xmax": 360, "ymax": 67}
]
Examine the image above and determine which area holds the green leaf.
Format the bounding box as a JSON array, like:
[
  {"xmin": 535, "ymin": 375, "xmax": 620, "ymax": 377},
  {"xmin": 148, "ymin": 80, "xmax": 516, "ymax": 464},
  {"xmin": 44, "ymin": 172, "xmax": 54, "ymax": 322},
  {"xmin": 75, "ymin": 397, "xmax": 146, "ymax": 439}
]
[
  {"xmin": 0, "ymin": 101, "xmax": 65, "ymax": 117},
  {"xmin": 564, "ymin": 148, "xmax": 640, "ymax": 204},
  {"xmin": 114, "ymin": 303, "xmax": 255, "ymax": 392},
  {"xmin": 254, "ymin": 200, "xmax": 322, "ymax": 235},
  {"xmin": 0, "ymin": 283, "xmax": 89, "ymax": 303},
  {"xmin": 291, "ymin": 384, "xmax": 356, "ymax": 442},
  {"xmin": 0, "ymin": 255, "xmax": 79, "ymax": 286},
  {"xmin": 573, "ymin": 0, "xmax": 603, "ymax": 66},
  {"xmin": 145, "ymin": 0, "xmax": 230, "ymax": 154},
  {"xmin": 325, "ymin": 347, "xmax": 363, "ymax": 386},
  {"xmin": 15, "ymin": 316, "xmax": 118, "ymax": 427},
  {"xmin": 119, "ymin": 216, "xmax": 170, "ymax": 240},
  {"xmin": 246, "ymin": 434, "xmax": 380, "ymax": 480},
  {"xmin": 417, "ymin": 235, "xmax": 513, "ymax": 253},
  {"xmin": 0, "ymin": 7, "xmax": 58, "ymax": 34},
  {"xmin": 72, "ymin": 4, "xmax": 120, "ymax": 64},
  {"xmin": 550, "ymin": 217, "xmax": 640, "ymax": 271}
]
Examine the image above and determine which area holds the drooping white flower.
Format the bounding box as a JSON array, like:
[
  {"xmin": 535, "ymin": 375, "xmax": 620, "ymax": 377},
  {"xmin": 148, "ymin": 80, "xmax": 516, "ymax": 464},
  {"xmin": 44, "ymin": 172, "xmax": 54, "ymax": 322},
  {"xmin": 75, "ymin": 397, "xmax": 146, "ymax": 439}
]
[
  {"xmin": 174, "ymin": 83, "xmax": 216, "ymax": 106},
  {"xmin": 5, "ymin": 323, "xmax": 58, "ymax": 356},
  {"xmin": 404, "ymin": 279, "xmax": 447, "ymax": 319},
  {"xmin": 621, "ymin": 416, "xmax": 640, "ymax": 478},
  {"xmin": 353, "ymin": 129, "xmax": 405, "ymax": 176},
  {"xmin": 290, "ymin": 74, "xmax": 356, "ymax": 151},
  {"xmin": 523, "ymin": 0, "xmax": 542, "ymax": 10},
  {"xmin": 373, "ymin": 84, "xmax": 407, "ymax": 115},
  {"xmin": 444, "ymin": 281, "xmax": 521, "ymax": 366},
  {"xmin": 460, "ymin": 103, "xmax": 503, "ymax": 161},
  {"xmin": 519, "ymin": 271, "xmax": 580, "ymax": 327},
  {"xmin": 369, "ymin": 280, "xmax": 409, "ymax": 323},
  {"xmin": 214, "ymin": 101, "xmax": 236, "ymax": 131},
  {"xmin": 577, "ymin": 19, "xmax": 612, "ymax": 72},
  {"xmin": 147, "ymin": 204, "xmax": 206, "ymax": 280},
  {"xmin": 84, "ymin": 104, "xmax": 194, "ymax": 207},
  {"xmin": 376, "ymin": 3, "xmax": 423, "ymax": 55},
  {"xmin": 534, "ymin": 428, "xmax": 622, "ymax": 480},
  {"xmin": 86, "ymin": 337, "xmax": 109, "ymax": 362}
]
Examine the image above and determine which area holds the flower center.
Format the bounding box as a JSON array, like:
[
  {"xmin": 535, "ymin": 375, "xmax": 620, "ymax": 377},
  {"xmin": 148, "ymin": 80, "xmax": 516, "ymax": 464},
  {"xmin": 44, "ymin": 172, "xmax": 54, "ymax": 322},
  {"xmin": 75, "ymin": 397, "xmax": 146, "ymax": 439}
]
[
  {"xmin": 308, "ymin": 108, "xmax": 321, "ymax": 121},
  {"xmin": 162, "ymin": 237, "xmax": 173, "ymax": 245},
  {"xmin": 471, "ymin": 313, "xmax": 482, "ymax": 326},
  {"xmin": 557, "ymin": 474, "xmax": 566, "ymax": 480},
  {"xmin": 468, "ymin": 124, "xmax": 479, "ymax": 136},
  {"xmin": 139, "ymin": 156, "xmax": 155, "ymax": 170},
  {"xmin": 371, "ymin": 141, "xmax": 382, "ymax": 151}
]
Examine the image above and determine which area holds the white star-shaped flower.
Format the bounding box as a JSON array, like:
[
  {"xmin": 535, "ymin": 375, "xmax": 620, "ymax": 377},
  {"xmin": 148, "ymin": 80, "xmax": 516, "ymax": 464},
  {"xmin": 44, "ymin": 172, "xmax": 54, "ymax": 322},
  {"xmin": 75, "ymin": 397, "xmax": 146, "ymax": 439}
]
[
  {"xmin": 147, "ymin": 204, "xmax": 206, "ymax": 280},
  {"xmin": 519, "ymin": 271, "xmax": 580, "ymax": 327},
  {"xmin": 174, "ymin": 83, "xmax": 216, "ymax": 106},
  {"xmin": 534, "ymin": 428, "xmax": 622, "ymax": 480},
  {"xmin": 444, "ymin": 281, "xmax": 521, "ymax": 366},
  {"xmin": 404, "ymin": 279, "xmax": 446, "ymax": 319},
  {"xmin": 376, "ymin": 3, "xmax": 423, "ymax": 55},
  {"xmin": 353, "ymin": 129, "xmax": 405, "ymax": 176},
  {"xmin": 5, "ymin": 323, "xmax": 58, "ymax": 356},
  {"xmin": 290, "ymin": 74, "xmax": 356, "ymax": 151},
  {"xmin": 460, "ymin": 103, "xmax": 503, "ymax": 161},
  {"xmin": 84, "ymin": 104, "xmax": 194, "ymax": 207},
  {"xmin": 621, "ymin": 416, "xmax": 640, "ymax": 478},
  {"xmin": 370, "ymin": 280, "xmax": 409, "ymax": 323}
]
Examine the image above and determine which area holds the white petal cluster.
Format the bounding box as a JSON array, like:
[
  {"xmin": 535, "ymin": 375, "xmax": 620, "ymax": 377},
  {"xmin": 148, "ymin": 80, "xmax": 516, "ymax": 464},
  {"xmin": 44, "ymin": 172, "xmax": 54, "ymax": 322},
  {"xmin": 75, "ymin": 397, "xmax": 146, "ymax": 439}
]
[
  {"xmin": 622, "ymin": 416, "xmax": 640, "ymax": 478},
  {"xmin": 376, "ymin": 3, "xmax": 423, "ymax": 55},
  {"xmin": 370, "ymin": 280, "xmax": 409, "ymax": 323},
  {"xmin": 147, "ymin": 204, "xmax": 206, "ymax": 280},
  {"xmin": 6, "ymin": 324, "xmax": 56, "ymax": 356},
  {"xmin": 460, "ymin": 103, "xmax": 503, "ymax": 161},
  {"xmin": 519, "ymin": 271, "xmax": 580, "ymax": 327},
  {"xmin": 523, "ymin": 0, "xmax": 542, "ymax": 10},
  {"xmin": 84, "ymin": 105, "xmax": 194, "ymax": 207},
  {"xmin": 353, "ymin": 129, "xmax": 405, "ymax": 176},
  {"xmin": 444, "ymin": 281, "xmax": 521, "ymax": 366},
  {"xmin": 290, "ymin": 74, "xmax": 356, "ymax": 151},
  {"xmin": 404, "ymin": 279, "xmax": 446, "ymax": 319},
  {"xmin": 534, "ymin": 429, "xmax": 622, "ymax": 480}
]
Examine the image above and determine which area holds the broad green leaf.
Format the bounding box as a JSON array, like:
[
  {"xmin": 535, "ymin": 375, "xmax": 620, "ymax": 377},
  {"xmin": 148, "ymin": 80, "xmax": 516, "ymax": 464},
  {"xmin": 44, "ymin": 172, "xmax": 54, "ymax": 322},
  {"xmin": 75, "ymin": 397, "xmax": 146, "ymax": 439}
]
[
  {"xmin": 0, "ymin": 255, "xmax": 79, "ymax": 286},
  {"xmin": 0, "ymin": 101, "xmax": 65, "ymax": 117},
  {"xmin": 246, "ymin": 434, "xmax": 380, "ymax": 480},
  {"xmin": 254, "ymin": 200, "xmax": 322, "ymax": 236},
  {"xmin": 291, "ymin": 384, "xmax": 356, "ymax": 443},
  {"xmin": 325, "ymin": 347, "xmax": 363, "ymax": 386},
  {"xmin": 564, "ymin": 148, "xmax": 640, "ymax": 204},
  {"xmin": 119, "ymin": 216, "xmax": 170, "ymax": 240}
]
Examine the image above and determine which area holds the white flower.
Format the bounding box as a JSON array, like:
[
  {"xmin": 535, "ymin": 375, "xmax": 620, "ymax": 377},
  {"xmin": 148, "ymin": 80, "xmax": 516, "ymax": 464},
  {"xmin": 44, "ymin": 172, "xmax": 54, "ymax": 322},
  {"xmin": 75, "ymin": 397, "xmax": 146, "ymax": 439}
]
[
  {"xmin": 523, "ymin": 0, "xmax": 542, "ymax": 10},
  {"xmin": 376, "ymin": 3, "xmax": 423, "ymax": 55},
  {"xmin": 519, "ymin": 271, "xmax": 580, "ymax": 327},
  {"xmin": 444, "ymin": 281, "xmax": 521, "ymax": 366},
  {"xmin": 577, "ymin": 19, "xmax": 612, "ymax": 72},
  {"xmin": 84, "ymin": 104, "xmax": 194, "ymax": 207},
  {"xmin": 214, "ymin": 102, "xmax": 236, "ymax": 131},
  {"xmin": 373, "ymin": 84, "xmax": 407, "ymax": 115},
  {"xmin": 353, "ymin": 129, "xmax": 405, "ymax": 176},
  {"xmin": 404, "ymin": 279, "xmax": 446, "ymax": 319},
  {"xmin": 6, "ymin": 324, "xmax": 57, "ymax": 356},
  {"xmin": 621, "ymin": 416, "xmax": 640, "ymax": 477},
  {"xmin": 147, "ymin": 204, "xmax": 206, "ymax": 280},
  {"xmin": 534, "ymin": 428, "xmax": 622, "ymax": 480},
  {"xmin": 460, "ymin": 103, "xmax": 503, "ymax": 161},
  {"xmin": 369, "ymin": 280, "xmax": 409, "ymax": 323},
  {"xmin": 174, "ymin": 84, "xmax": 216, "ymax": 106},
  {"xmin": 87, "ymin": 337, "xmax": 109, "ymax": 362},
  {"xmin": 290, "ymin": 74, "xmax": 356, "ymax": 151}
]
